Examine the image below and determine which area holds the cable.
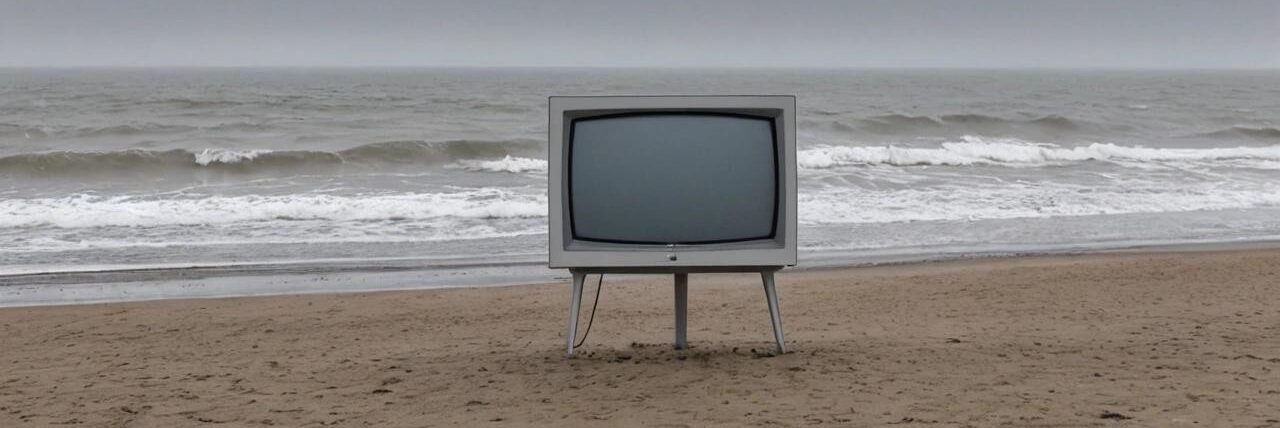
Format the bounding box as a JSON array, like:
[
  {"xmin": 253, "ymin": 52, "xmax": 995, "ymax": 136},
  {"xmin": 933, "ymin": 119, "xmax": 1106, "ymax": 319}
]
[{"xmin": 572, "ymin": 274, "xmax": 604, "ymax": 350}]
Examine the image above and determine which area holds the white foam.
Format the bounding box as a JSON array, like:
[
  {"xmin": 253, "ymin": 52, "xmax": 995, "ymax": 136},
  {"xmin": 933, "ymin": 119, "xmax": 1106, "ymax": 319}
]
[
  {"xmin": 0, "ymin": 226, "xmax": 547, "ymax": 254},
  {"xmin": 0, "ymin": 189, "xmax": 547, "ymax": 229},
  {"xmin": 1250, "ymin": 160, "xmax": 1280, "ymax": 170},
  {"xmin": 798, "ymin": 137, "xmax": 1280, "ymax": 169},
  {"xmin": 801, "ymin": 180, "xmax": 1280, "ymax": 225},
  {"xmin": 458, "ymin": 155, "xmax": 547, "ymax": 173},
  {"xmin": 194, "ymin": 148, "xmax": 272, "ymax": 165},
  {"xmin": 0, "ymin": 252, "xmax": 547, "ymax": 276}
]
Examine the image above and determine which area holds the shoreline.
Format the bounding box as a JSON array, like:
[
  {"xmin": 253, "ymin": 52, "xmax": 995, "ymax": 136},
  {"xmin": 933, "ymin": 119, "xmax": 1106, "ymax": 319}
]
[
  {"xmin": 4, "ymin": 237, "xmax": 1280, "ymax": 308},
  {"xmin": 2, "ymin": 245, "xmax": 1278, "ymax": 425}
]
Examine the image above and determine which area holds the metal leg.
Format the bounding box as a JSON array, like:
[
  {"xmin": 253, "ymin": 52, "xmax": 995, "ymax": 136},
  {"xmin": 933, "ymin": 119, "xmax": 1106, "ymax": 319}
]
[
  {"xmin": 674, "ymin": 273, "xmax": 688, "ymax": 349},
  {"xmin": 566, "ymin": 271, "xmax": 586, "ymax": 355},
  {"xmin": 761, "ymin": 271, "xmax": 787, "ymax": 354}
]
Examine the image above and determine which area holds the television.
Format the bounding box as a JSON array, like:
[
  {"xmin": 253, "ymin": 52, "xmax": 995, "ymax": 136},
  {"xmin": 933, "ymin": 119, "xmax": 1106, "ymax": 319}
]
[
  {"xmin": 548, "ymin": 96, "xmax": 797, "ymax": 269},
  {"xmin": 548, "ymin": 96, "xmax": 797, "ymax": 355}
]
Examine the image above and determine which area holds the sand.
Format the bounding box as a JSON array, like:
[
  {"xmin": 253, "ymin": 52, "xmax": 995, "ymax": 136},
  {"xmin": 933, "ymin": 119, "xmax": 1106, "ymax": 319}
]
[{"xmin": 2, "ymin": 248, "xmax": 1279, "ymax": 427}]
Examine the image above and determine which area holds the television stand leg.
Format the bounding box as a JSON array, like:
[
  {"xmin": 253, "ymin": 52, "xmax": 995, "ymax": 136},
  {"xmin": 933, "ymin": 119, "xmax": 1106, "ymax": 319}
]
[
  {"xmin": 566, "ymin": 271, "xmax": 586, "ymax": 355},
  {"xmin": 674, "ymin": 273, "xmax": 688, "ymax": 349},
  {"xmin": 761, "ymin": 271, "xmax": 787, "ymax": 354}
]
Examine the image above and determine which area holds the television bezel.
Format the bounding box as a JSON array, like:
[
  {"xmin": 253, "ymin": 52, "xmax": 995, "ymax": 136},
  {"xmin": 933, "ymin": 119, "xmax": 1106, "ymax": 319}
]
[{"xmin": 548, "ymin": 95, "xmax": 798, "ymax": 269}]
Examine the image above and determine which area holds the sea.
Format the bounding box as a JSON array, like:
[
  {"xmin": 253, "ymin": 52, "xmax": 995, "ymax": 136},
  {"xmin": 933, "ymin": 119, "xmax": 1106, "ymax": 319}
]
[{"xmin": 2, "ymin": 68, "xmax": 1279, "ymax": 294}]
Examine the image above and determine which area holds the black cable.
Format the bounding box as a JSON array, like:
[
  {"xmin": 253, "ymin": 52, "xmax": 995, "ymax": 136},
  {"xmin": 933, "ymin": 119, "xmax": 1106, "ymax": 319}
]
[{"xmin": 572, "ymin": 274, "xmax": 604, "ymax": 349}]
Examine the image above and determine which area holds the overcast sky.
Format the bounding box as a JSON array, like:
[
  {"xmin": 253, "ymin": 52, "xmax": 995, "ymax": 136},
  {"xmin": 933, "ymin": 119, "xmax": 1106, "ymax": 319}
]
[{"xmin": 1, "ymin": 0, "xmax": 1277, "ymax": 68}]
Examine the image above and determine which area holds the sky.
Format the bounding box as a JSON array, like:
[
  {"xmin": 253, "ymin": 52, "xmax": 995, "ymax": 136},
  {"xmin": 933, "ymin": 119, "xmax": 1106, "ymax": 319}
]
[{"xmin": 1, "ymin": 0, "xmax": 1277, "ymax": 68}]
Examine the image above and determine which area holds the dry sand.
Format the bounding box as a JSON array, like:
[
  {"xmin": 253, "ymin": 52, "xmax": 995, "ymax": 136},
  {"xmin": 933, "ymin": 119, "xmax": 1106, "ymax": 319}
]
[{"xmin": 2, "ymin": 248, "xmax": 1279, "ymax": 427}]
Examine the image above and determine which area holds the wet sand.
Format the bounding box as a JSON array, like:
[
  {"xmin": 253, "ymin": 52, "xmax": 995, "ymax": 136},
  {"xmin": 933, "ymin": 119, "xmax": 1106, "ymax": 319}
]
[{"xmin": 2, "ymin": 248, "xmax": 1279, "ymax": 426}]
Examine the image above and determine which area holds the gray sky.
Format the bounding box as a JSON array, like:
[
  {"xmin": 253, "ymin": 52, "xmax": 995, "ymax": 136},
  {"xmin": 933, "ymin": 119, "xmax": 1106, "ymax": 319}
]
[{"xmin": 1, "ymin": 0, "xmax": 1277, "ymax": 68}]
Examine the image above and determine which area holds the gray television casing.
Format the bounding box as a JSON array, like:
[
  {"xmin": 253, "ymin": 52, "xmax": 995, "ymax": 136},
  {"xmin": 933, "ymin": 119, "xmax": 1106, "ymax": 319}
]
[{"xmin": 548, "ymin": 95, "xmax": 798, "ymax": 270}]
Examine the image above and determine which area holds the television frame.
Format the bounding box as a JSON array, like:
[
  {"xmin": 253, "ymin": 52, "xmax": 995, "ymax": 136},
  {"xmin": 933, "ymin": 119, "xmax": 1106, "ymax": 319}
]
[{"xmin": 548, "ymin": 95, "xmax": 798, "ymax": 270}]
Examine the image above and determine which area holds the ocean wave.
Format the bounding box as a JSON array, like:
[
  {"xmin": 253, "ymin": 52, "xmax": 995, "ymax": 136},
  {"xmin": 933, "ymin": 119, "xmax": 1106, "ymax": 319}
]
[
  {"xmin": 467, "ymin": 102, "xmax": 534, "ymax": 114},
  {"xmin": 798, "ymin": 137, "xmax": 1280, "ymax": 168},
  {"xmin": 0, "ymin": 123, "xmax": 195, "ymax": 139},
  {"xmin": 1027, "ymin": 115, "xmax": 1079, "ymax": 129},
  {"xmin": 3, "ymin": 227, "xmax": 547, "ymax": 255},
  {"xmin": 200, "ymin": 121, "xmax": 280, "ymax": 133},
  {"xmin": 1198, "ymin": 126, "xmax": 1280, "ymax": 140},
  {"xmin": 847, "ymin": 113, "xmax": 1084, "ymax": 135},
  {"xmin": 143, "ymin": 98, "xmax": 248, "ymax": 109},
  {"xmin": 937, "ymin": 113, "xmax": 1008, "ymax": 124},
  {"xmin": 0, "ymin": 189, "xmax": 547, "ymax": 229},
  {"xmin": 75, "ymin": 123, "xmax": 197, "ymax": 137},
  {"xmin": 2, "ymin": 120, "xmax": 295, "ymax": 139},
  {"xmin": 456, "ymin": 155, "xmax": 548, "ymax": 173},
  {"xmin": 194, "ymin": 149, "xmax": 272, "ymax": 165},
  {"xmin": 0, "ymin": 139, "xmax": 542, "ymax": 176}
]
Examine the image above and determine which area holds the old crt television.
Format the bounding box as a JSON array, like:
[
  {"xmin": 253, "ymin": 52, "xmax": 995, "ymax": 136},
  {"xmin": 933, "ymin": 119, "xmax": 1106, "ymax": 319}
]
[{"xmin": 548, "ymin": 96, "xmax": 797, "ymax": 269}]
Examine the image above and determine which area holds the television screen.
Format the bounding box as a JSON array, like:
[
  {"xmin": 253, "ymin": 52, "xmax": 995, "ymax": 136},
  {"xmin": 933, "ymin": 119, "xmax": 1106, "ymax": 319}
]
[{"xmin": 569, "ymin": 113, "xmax": 777, "ymax": 244}]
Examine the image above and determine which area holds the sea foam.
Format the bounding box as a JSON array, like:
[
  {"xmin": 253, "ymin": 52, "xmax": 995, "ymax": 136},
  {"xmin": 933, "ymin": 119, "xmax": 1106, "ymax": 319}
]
[
  {"xmin": 0, "ymin": 189, "xmax": 547, "ymax": 229},
  {"xmin": 798, "ymin": 137, "xmax": 1280, "ymax": 169},
  {"xmin": 194, "ymin": 149, "xmax": 272, "ymax": 165},
  {"xmin": 801, "ymin": 180, "xmax": 1280, "ymax": 225},
  {"xmin": 458, "ymin": 155, "xmax": 548, "ymax": 173}
]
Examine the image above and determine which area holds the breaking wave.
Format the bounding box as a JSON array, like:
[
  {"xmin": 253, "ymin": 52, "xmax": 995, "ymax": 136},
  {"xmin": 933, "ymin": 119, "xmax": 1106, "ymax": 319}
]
[
  {"xmin": 798, "ymin": 136, "xmax": 1280, "ymax": 169},
  {"xmin": 0, "ymin": 189, "xmax": 546, "ymax": 229},
  {"xmin": 0, "ymin": 139, "xmax": 542, "ymax": 176},
  {"xmin": 456, "ymin": 155, "xmax": 548, "ymax": 173}
]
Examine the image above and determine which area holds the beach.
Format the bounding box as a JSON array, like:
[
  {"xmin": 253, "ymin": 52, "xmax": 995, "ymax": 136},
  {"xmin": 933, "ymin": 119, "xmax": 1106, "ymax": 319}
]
[{"xmin": 2, "ymin": 247, "xmax": 1278, "ymax": 426}]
